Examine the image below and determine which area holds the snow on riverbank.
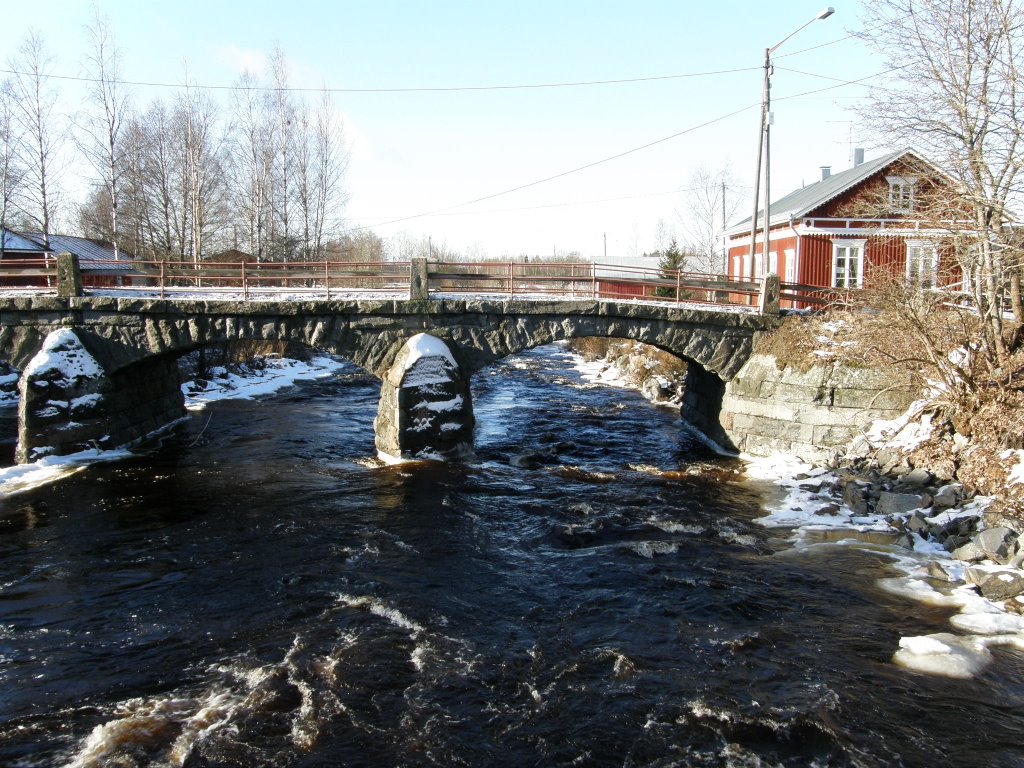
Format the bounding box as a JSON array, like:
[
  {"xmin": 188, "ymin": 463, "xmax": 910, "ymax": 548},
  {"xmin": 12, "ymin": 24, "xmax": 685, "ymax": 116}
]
[
  {"xmin": 0, "ymin": 355, "xmax": 349, "ymax": 498},
  {"xmin": 0, "ymin": 447, "xmax": 135, "ymax": 497},
  {"xmin": 745, "ymin": 450, "xmax": 1024, "ymax": 679},
  {"xmin": 574, "ymin": 336, "xmax": 1024, "ymax": 681},
  {"xmin": 182, "ymin": 355, "xmax": 348, "ymax": 409}
]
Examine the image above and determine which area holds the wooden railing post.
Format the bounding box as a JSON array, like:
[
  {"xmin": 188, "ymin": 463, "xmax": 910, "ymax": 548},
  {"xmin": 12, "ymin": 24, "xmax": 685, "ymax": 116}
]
[
  {"xmin": 509, "ymin": 261, "xmax": 515, "ymax": 298},
  {"xmin": 325, "ymin": 261, "xmax": 331, "ymax": 300},
  {"xmin": 159, "ymin": 260, "xmax": 166, "ymax": 300},
  {"xmin": 675, "ymin": 269, "xmax": 681, "ymax": 307},
  {"xmin": 592, "ymin": 263, "xmax": 597, "ymax": 300},
  {"xmin": 241, "ymin": 261, "xmax": 248, "ymax": 301}
]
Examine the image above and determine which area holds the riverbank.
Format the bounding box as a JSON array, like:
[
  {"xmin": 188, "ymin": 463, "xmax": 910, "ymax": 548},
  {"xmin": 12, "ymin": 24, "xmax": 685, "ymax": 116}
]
[{"xmin": 574, "ymin": 335, "xmax": 1024, "ymax": 679}]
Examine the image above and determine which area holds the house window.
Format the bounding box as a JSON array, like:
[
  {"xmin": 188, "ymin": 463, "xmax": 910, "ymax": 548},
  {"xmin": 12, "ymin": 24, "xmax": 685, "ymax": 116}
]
[
  {"xmin": 907, "ymin": 241, "xmax": 938, "ymax": 288},
  {"xmin": 887, "ymin": 175, "xmax": 918, "ymax": 213},
  {"xmin": 784, "ymin": 248, "xmax": 796, "ymax": 283},
  {"xmin": 768, "ymin": 251, "xmax": 778, "ymax": 275},
  {"xmin": 832, "ymin": 240, "xmax": 865, "ymax": 289}
]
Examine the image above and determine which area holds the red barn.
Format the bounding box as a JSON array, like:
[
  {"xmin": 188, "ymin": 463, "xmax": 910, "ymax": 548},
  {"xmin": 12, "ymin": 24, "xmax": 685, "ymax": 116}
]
[{"xmin": 724, "ymin": 149, "xmax": 964, "ymax": 306}]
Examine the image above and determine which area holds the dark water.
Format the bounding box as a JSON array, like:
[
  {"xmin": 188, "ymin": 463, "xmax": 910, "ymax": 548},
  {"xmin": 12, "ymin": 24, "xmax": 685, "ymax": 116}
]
[{"xmin": 1, "ymin": 345, "xmax": 1023, "ymax": 767}]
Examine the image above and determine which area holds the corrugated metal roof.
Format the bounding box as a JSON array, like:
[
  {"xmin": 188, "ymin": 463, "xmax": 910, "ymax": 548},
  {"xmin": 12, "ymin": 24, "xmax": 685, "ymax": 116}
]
[
  {"xmin": 2, "ymin": 229, "xmax": 47, "ymax": 254},
  {"xmin": 13, "ymin": 231, "xmax": 134, "ymax": 270},
  {"xmin": 25, "ymin": 233, "xmax": 133, "ymax": 270},
  {"xmin": 726, "ymin": 148, "xmax": 916, "ymax": 236}
]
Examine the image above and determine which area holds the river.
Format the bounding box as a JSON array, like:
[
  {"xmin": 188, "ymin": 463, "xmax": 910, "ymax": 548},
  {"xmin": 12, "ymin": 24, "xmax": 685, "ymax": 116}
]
[{"xmin": 1, "ymin": 344, "xmax": 1023, "ymax": 767}]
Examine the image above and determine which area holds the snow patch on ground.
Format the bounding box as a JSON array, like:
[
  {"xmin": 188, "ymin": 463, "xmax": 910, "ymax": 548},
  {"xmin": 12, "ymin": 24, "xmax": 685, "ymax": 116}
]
[
  {"xmin": 1001, "ymin": 449, "xmax": 1024, "ymax": 486},
  {"xmin": 746, "ymin": 448, "xmax": 1024, "ymax": 680},
  {"xmin": 182, "ymin": 356, "xmax": 348, "ymax": 409},
  {"xmin": 0, "ymin": 448, "xmax": 133, "ymax": 498}
]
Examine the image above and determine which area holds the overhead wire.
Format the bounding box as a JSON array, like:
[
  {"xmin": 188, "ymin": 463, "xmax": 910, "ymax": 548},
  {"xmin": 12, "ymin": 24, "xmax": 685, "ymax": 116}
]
[
  {"xmin": 345, "ymin": 67, "xmax": 898, "ymax": 231},
  {"xmin": 0, "ymin": 36, "xmax": 852, "ymax": 95}
]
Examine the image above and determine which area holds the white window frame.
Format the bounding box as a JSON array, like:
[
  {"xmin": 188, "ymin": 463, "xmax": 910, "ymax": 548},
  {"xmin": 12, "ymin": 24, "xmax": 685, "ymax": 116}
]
[
  {"xmin": 886, "ymin": 175, "xmax": 918, "ymax": 214},
  {"xmin": 831, "ymin": 239, "xmax": 865, "ymax": 289},
  {"xmin": 906, "ymin": 239, "xmax": 938, "ymax": 288},
  {"xmin": 784, "ymin": 248, "xmax": 796, "ymax": 283},
  {"xmin": 767, "ymin": 250, "xmax": 778, "ymax": 276}
]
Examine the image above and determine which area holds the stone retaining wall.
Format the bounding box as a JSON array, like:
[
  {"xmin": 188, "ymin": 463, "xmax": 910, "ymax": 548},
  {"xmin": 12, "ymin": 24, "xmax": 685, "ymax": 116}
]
[{"xmin": 683, "ymin": 353, "xmax": 916, "ymax": 462}]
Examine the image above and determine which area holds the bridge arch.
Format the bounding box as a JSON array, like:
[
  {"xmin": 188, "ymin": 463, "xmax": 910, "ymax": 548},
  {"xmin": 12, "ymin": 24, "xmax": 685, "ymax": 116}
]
[{"xmin": 0, "ymin": 297, "xmax": 776, "ymax": 463}]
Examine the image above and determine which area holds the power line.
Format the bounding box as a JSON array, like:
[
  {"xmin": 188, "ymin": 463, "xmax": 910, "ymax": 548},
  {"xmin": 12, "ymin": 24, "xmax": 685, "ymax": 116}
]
[
  {"xmin": 347, "ymin": 184, "xmax": 754, "ymax": 222},
  {"xmin": 0, "ymin": 36, "xmax": 854, "ymax": 95},
  {"xmin": 344, "ymin": 67, "xmax": 895, "ymax": 232},
  {"xmin": 0, "ymin": 65, "xmax": 761, "ymax": 94}
]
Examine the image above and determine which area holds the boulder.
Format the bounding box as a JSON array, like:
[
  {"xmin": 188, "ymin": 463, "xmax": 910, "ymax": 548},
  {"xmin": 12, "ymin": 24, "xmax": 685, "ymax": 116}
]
[
  {"xmin": 978, "ymin": 571, "xmax": 1024, "ymax": 601},
  {"xmin": 907, "ymin": 514, "xmax": 930, "ymax": 534},
  {"xmin": 926, "ymin": 561, "xmax": 956, "ymax": 581},
  {"xmin": 951, "ymin": 540, "xmax": 987, "ymax": 562},
  {"xmin": 932, "ymin": 483, "xmax": 963, "ymax": 511},
  {"xmin": 876, "ymin": 491, "xmax": 926, "ymax": 516},
  {"xmin": 975, "ymin": 527, "xmax": 1018, "ymax": 564},
  {"xmin": 899, "ymin": 467, "xmax": 934, "ymax": 487}
]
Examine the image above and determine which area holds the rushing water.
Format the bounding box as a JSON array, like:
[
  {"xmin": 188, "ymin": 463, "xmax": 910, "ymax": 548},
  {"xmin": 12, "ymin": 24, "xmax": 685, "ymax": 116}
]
[{"xmin": 1, "ymin": 345, "xmax": 1024, "ymax": 768}]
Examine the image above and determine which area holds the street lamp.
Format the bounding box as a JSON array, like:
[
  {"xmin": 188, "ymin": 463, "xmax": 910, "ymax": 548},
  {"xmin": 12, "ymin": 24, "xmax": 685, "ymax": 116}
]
[{"xmin": 747, "ymin": 7, "xmax": 835, "ymax": 280}]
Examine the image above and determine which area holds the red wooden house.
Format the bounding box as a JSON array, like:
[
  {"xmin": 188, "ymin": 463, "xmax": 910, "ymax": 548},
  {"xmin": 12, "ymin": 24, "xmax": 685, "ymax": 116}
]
[{"xmin": 724, "ymin": 148, "xmax": 963, "ymax": 303}]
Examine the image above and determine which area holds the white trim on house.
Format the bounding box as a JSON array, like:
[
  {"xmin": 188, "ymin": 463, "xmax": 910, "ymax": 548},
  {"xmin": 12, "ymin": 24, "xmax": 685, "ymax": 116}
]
[
  {"xmin": 886, "ymin": 174, "xmax": 919, "ymax": 213},
  {"xmin": 906, "ymin": 239, "xmax": 938, "ymax": 288},
  {"xmin": 784, "ymin": 248, "xmax": 796, "ymax": 283},
  {"xmin": 831, "ymin": 238, "xmax": 866, "ymax": 289}
]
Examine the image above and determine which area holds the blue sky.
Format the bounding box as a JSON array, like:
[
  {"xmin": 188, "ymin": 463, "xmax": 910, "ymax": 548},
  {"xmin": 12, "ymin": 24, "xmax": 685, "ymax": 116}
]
[{"xmin": 4, "ymin": 1, "xmax": 881, "ymax": 259}]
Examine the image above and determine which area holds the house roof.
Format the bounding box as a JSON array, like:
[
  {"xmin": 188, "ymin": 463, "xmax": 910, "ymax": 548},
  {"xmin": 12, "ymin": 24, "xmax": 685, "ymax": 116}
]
[
  {"xmin": 2, "ymin": 229, "xmax": 48, "ymax": 255},
  {"xmin": 725, "ymin": 148, "xmax": 931, "ymax": 236},
  {"xmin": 24, "ymin": 233, "xmax": 133, "ymax": 270}
]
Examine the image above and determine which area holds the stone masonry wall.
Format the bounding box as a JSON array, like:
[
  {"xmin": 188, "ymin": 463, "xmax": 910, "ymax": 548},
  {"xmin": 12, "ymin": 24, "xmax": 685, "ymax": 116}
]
[{"xmin": 683, "ymin": 353, "xmax": 916, "ymax": 463}]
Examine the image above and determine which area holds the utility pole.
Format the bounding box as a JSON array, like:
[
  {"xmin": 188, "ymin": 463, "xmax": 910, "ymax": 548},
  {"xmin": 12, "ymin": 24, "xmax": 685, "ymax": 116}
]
[{"xmin": 721, "ymin": 180, "xmax": 728, "ymax": 275}]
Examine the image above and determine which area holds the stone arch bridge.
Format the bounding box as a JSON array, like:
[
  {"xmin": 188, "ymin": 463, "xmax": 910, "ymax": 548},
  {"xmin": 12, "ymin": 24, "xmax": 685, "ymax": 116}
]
[{"xmin": 0, "ymin": 295, "xmax": 779, "ymax": 463}]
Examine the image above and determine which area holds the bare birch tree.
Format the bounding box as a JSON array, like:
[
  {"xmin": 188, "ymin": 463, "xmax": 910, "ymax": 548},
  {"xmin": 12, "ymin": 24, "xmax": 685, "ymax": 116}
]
[
  {"xmin": 857, "ymin": 0, "xmax": 1024, "ymax": 367},
  {"xmin": 0, "ymin": 79, "xmax": 24, "ymax": 259},
  {"xmin": 7, "ymin": 30, "xmax": 65, "ymax": 246},
  {"xmin": 229, "ymin": 70, "xmax": 273, "ymax": 262},
  {"xmin": 78, "ymin": 6, "xmax": 129, "ymax": 258},
  {"xmin": 268, "ymin": 46, "xmax": 297, "ymax": 260},
  {"xmin": 178, "ymin": 74, "xmax": 228, "ymax": 264},
  {"xmin": 678, "ymin": 165, "xmax": 742, "ymax": 275},
  {"xmin": 307, "ymin": 89, "xmax": 348, "ymax": 259}
]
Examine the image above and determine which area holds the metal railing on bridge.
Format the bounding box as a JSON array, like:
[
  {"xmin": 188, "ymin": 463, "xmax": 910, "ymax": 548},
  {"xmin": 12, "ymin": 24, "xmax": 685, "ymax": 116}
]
[{"xmin": 0, "ymin": 255, "xmax": 834, "ymax": 313}]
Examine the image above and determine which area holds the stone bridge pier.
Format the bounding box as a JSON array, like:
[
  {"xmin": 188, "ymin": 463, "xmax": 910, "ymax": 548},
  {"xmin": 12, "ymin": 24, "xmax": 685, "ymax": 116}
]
[
  {"xmin": 15, "ymin": 328, "xmax": 186, "ymax": 463},
  {"xmin": 374, "ymin": 333, "xmax": 475, "ymax": 462},
  {"xmin": 13, "ymin": 328, "xmax": 477, "ymax": 465}
]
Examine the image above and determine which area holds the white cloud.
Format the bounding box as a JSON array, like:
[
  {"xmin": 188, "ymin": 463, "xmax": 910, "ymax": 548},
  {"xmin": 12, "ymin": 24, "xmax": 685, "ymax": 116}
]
[{"xmin": 213, "ymin": 44, "xmax": 267, "ymax": 77}]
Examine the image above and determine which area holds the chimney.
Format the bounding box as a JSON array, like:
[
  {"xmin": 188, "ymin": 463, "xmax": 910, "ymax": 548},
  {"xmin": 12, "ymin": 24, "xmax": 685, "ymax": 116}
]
[
  {"xmin": 854, "ymin": 147, "xmax": 865, "ymax": 166},
  {"xmin": 820, "ymin": 166, "xmax": 831, "ymax": 181}
]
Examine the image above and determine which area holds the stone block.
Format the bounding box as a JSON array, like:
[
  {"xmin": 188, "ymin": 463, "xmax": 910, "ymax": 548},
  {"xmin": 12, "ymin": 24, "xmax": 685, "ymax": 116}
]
[
  {"xmin": 876, "ymin": 491, "xmax": 926, "ymax": 516},
  {"xmin": 975, "ymin": 527, "xmax": 1018, "ymax": 563},
  {"xmin": 979, "ymin": 571, "xmax": 1024, "ymax": 601}
]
